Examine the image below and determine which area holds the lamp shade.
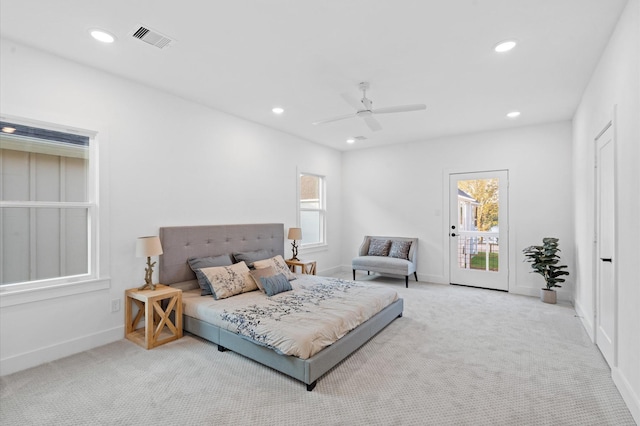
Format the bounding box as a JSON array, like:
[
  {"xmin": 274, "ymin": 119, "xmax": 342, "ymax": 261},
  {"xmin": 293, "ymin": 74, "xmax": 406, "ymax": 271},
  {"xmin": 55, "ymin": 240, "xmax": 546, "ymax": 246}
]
[
  {"xmin": 136, "ymin": 236, "xmax": 163, "ymax": 257},
  {"xmin": 287, "ymin": 227, "xmax": 302, "ymax": 240}
]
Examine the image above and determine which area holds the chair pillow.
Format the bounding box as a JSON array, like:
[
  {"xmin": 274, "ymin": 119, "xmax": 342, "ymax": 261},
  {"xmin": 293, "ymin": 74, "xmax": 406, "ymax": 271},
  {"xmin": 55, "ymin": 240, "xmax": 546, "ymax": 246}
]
[
  {"xmin": 188, "ymin": 254, "xmax": 233, "ymax": 295},
  {"xmin": 260, "ymin": 273, "xmax": 293, "ymax": 296},
  {"xmin": 367, "ymin": 239, "xmax": 391, "ymax": 256},
  {"xmin": 389, "ymin": 240, "xmax": 412, "ymax": 260}
]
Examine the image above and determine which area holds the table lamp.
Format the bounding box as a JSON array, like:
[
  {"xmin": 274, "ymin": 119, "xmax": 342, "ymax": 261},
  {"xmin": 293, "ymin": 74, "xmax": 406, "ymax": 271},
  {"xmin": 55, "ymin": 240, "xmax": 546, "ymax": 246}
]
[
  {"xmin": 136, "ymin": 236, "xmax": 163, "ymax": 290},
  {"xmin": 287, "ymin": 227, "xmax": 302, "ymax": 261}
]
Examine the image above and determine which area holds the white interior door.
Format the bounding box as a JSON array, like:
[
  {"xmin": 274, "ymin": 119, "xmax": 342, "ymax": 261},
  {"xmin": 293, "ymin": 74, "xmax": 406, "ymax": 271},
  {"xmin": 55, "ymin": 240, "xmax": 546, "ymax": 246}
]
[
  {"xmin": 595, "ymin": 123, "xmax": 616, "ymax": 367},
  {"xmin": 449, "ymin": 171, "xmax": 508, "ymax": 291}
]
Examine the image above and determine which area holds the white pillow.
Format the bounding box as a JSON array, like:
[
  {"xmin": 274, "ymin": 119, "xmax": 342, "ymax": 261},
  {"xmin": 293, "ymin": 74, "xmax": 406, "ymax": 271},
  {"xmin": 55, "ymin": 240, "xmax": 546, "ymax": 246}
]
[
  {"xmin": 200, "ymin": 261, "xmax": 256, "ymax": 299},
  {"xmin": 253, "ymin": 255, "xmax": 296, "ymax": 280}
]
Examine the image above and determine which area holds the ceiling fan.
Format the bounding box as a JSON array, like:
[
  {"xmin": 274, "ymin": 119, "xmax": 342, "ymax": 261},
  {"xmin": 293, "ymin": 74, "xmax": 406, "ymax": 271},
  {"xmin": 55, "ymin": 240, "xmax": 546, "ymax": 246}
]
[{"xmin": 312, "ymin": 82, "xmax": 426, "ymax": 132}]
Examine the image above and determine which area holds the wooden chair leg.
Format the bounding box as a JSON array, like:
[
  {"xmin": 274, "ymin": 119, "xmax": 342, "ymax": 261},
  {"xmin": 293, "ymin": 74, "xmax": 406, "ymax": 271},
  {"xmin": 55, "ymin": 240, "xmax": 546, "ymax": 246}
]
[
  {"xmin": 414, "ymin": 272, "xmax": 418, "ymax": 281},
  {"xmin": 352, "ymin": 269, "xmax": 356, "ymax": 280},
  {"xmin": 405, "ymin": 276, "xmax": 409, "ymax": 288}
]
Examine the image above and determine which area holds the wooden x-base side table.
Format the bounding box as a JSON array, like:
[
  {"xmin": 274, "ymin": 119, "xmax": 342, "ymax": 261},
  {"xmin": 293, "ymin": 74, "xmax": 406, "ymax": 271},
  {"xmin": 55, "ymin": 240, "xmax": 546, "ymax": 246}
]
[
  {"xmin": 125, "ymin": 284, "xmax": 182, "ymax": 349},
  {"xmin": 285, "ymin": 259, "xmax": 317, "ymax": 275}
]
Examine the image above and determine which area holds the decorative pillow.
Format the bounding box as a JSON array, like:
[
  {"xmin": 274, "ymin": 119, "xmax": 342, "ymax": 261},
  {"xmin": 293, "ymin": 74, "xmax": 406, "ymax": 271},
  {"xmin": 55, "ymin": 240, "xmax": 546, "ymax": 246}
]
[
  {"xmin": 253, "ymin": 255, "xmax": 296, "ymax": 280},
  {"xmin": 389, "ymin": 240, "xmax": 412, "ymax": 260},
  {"xmin": 233, "ymin": 249, "xmax": 271, "ymax": 269},
  {"xmin": 367, "ymin": 239, "xmax": 391, "ymax": 256},
  {"xmin": 199, "ymin": 261, "xmax": 256, "ymax": 299},
  {"xmin": 249, "ymin": 265, "xmax": 277, "ymax": 292},
  {"xmin": 187, "ymin": 254, "xmax": 233, "ymax": 295},
  {"xmin": 260, "ymin": 273, "xmax": 293, "ymax": 297}
]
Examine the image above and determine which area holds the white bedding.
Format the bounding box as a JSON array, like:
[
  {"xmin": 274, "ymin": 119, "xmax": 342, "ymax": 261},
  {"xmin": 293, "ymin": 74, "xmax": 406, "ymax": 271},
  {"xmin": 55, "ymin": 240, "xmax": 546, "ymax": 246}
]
[{"xmin": 181, "ymin": 274, "xmax": 399, "ymax": 359}]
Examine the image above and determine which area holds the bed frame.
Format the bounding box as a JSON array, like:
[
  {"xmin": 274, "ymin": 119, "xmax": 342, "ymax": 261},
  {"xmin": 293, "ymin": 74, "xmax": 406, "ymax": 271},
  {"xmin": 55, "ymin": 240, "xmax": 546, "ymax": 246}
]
[{"xmin": 159, "ymin": 223, "xmax": 404, "ymax": 391}]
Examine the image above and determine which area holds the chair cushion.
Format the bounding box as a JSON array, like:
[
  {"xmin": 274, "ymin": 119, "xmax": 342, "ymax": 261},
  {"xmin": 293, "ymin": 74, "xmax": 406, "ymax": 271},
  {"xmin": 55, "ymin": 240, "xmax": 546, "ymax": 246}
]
[{"xmin": 352, "ymin": 255, "xmax": 415, "ymax": 275}]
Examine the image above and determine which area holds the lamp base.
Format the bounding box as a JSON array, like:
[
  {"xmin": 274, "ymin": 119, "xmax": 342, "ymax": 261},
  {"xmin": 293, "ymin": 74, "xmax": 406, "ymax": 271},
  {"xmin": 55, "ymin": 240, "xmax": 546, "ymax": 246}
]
[
  {"xmin": 289, "ymin": 257, "xmax": 300, "ymax": 261},
  {"xmin": 138, "ymin": 282, "xmax": 156, "ymax": 291},
  {"xmin": 138, "ymin": 256, "xmax": 157, "ymax": 291},
  {"xmin": 290, "ymin": 240, "xmax": 300, "ymax": 262}
]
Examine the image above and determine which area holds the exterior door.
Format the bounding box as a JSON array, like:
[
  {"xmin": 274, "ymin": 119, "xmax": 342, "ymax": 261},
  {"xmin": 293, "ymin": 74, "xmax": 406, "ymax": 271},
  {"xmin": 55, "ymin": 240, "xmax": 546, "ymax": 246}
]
[
  {"xmin": 595, "ymin": 123, "xmax": 616, "ymax": 367},
  {"xmin": 449, "ymin": 171, "xmax": 508, "ymax": 291}
]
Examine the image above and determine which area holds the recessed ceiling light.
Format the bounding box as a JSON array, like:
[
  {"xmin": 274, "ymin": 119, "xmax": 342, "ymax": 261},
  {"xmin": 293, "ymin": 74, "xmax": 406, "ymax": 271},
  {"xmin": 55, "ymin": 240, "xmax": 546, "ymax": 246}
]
[
  {"xmin": 2, "ymin": 126, "xmax": 16, "ymax": 133},
  {"xmin": 506, "ymin": 111, "xmax": 521, "ymax": 118},
  {"xmin": 346, "ymin": 138, "xmax": 355, "ymax": 144},
  {"xmin": 272, "ymin": 107, "xmax": 284, "ymax": 114},
  {"xmin": 494, "ymin": 40, "xmax": 517, "ymax": 53},
  {"xmin": 90, "ymin": 29, "xmax": 115, "ymax": 43}
]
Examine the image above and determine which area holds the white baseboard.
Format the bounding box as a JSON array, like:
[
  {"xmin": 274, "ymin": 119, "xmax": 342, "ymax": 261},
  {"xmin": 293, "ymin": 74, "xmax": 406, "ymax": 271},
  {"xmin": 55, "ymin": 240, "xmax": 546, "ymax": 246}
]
[
  {"xmin": 317, "ymin": 265, "xmax": 344, "ymax": 276},
  {"xmin": 508, "ymin": 285, "xmax": 573, "ymax": 302},
  {"xmin": 0, "ymin": 326, "xmax": 124, "ymax": 376},
  {"xmin": 574, "ymin": 300, "xmax": 595, "ymax": 342},
  {"xmin": 333, "ymin": 265, "xmax": 446, "ymax": 285},
  {"xmin": 612, "ymin": 367, "xmax": 640, "ymax": 424}
]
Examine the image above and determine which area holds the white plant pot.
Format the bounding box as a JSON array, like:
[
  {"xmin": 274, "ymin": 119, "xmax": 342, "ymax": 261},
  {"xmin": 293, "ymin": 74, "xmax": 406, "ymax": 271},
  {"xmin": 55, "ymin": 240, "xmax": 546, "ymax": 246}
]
[{"xmin": 540, "ymin": 288, "xmax": 557, "ymax": 304}]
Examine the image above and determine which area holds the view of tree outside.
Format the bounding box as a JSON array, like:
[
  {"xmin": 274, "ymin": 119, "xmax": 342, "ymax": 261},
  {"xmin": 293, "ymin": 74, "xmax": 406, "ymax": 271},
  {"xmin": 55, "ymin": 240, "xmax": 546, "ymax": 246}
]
[{"xmin": 457, "ymin": 178, "xmax": 499, "ymax": 231}]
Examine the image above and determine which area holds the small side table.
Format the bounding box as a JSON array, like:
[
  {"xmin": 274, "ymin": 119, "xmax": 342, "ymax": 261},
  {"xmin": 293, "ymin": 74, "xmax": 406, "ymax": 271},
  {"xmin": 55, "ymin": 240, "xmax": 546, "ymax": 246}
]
[
  {"xmin": 125, "ymin": 284, "xmax": 183, "ymax": 349},
  {"xmin": 285, "ymin": 259, "xmax": 317, "ymax": 275}
]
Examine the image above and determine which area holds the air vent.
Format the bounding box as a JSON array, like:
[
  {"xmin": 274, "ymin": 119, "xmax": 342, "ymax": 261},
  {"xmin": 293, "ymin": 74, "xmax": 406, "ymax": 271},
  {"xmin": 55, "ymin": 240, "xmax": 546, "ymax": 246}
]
[
  {"xmin": 131, "ymin": 26, "xmax": 173, "ymax": 49},
  {"xmin": 354, "ymin": 136, "xmax": 367, "ymax": 141}
]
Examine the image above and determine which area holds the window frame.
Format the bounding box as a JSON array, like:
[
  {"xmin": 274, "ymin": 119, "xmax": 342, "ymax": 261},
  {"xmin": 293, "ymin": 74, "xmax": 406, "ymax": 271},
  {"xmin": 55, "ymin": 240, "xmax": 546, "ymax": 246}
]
[
  {"xmin": 0, "ymin": 115, "xmax": 107, "ymax": 305},
  {"xmin": 297, "ymin": 171, "xmax": 327, "ymax": 249}
]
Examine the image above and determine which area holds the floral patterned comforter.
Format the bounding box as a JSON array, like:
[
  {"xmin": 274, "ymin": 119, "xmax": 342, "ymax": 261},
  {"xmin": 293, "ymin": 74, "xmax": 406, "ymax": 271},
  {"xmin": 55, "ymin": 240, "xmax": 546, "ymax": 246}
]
[{"xmin": 181, "ymin": 275, "xmax": 399, "ymax": 359}]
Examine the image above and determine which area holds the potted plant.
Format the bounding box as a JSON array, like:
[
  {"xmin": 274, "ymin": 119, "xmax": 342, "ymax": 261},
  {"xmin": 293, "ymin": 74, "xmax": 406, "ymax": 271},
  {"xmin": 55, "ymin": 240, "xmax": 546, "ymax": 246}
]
[{"xmin": 522, "ymin": 237, "xmax": 569, "ymax": 304}]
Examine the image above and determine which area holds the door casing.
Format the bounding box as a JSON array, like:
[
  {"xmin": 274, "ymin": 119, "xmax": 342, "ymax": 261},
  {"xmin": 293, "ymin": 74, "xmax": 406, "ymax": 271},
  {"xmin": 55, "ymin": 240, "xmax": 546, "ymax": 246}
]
[
  {"xmin": 594, "ymin": 120, "xmax": 617, "ymax": 368},
  {"xmin": 448, "ymin": 170, "xmax": 509, "ymax": 291}
]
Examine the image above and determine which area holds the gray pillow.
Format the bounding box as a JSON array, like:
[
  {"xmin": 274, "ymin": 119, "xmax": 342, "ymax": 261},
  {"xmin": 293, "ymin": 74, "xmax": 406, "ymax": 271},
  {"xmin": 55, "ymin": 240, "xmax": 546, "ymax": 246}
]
[
  {"xmin": 389, "ymin": 240, "xmax": 412, "ymax": 260},
  {"xmin": 233, "ymin": 249, "xmax": 271, "ymax": 269},
  {"xmin": 188, "ymin": 254, "xmax": 233, "ymax": 295},
  {"xmin": 367, "ymin": 239, "xmax": 391, "ymax": 256},
  {"xmin": 260, "ymin": 273, "xmax": 293, "ymax": 297}
]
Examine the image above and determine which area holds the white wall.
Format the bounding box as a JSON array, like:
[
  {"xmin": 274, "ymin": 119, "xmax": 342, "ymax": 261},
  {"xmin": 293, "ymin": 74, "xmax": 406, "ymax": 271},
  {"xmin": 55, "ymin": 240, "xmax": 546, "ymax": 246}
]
[
  {"xmin": 572, "ymin": 0, "xmax": 640, "ymax": 421},
  {"xmin": 0, "ymin": 39, "xmax": 342, "ymax": 375},
  {"xmin": 341, "ymin": 121, "xmax": 574, "ymax": 299}
]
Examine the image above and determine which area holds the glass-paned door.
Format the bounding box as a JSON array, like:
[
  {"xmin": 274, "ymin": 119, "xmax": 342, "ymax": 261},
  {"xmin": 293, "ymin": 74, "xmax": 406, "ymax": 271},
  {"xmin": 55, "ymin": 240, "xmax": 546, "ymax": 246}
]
[{"xmin": 449, "ymin": 171, "xmax": 508, "ymax": 291}]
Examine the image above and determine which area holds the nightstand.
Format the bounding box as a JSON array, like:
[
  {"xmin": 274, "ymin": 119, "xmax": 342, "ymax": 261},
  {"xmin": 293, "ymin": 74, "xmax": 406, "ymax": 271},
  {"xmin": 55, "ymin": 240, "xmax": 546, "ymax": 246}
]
[
  {"xmin": 285, "ymin": 259, "xmax": 317, "ymax": 275},
  {"xmin": 125, "ymin": 284, "xmax": 183, "ymax": 349}
]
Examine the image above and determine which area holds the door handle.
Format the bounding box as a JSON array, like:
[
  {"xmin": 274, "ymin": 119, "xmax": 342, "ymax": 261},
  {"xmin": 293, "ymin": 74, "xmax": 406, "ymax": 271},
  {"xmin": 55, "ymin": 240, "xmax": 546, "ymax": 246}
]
[{"xmin": 600, "ymin": 258, "xmax": 612, "ymax": 262}]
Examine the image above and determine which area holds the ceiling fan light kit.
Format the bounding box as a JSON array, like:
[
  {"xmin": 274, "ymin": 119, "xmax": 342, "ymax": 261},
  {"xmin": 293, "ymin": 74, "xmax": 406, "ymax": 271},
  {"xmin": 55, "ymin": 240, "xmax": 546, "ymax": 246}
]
[{"xmin": 313, "ymin": 82, "xmax": 426, "ymax": 132}]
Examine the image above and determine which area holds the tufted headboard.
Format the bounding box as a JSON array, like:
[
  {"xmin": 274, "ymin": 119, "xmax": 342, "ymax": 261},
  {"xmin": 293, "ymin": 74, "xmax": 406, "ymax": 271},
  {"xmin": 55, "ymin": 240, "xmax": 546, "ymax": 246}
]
[{"xmin": 159, "ymin": 223, "xmax": 285, "ymax": 285}]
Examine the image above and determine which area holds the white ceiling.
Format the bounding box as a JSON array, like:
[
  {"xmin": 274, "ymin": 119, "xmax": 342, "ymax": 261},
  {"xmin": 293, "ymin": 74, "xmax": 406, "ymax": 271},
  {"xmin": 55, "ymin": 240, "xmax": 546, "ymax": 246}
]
[{"xmin": 0, "ymin": 0, "xmax": 628, "ymax": 151}]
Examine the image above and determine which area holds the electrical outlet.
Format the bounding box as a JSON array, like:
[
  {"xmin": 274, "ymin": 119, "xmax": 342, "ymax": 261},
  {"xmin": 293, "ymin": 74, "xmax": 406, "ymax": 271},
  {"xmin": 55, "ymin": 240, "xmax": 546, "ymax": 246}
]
[{"xmin": 111, "ymin": 298, "xmax": 121, "ymax": 313}]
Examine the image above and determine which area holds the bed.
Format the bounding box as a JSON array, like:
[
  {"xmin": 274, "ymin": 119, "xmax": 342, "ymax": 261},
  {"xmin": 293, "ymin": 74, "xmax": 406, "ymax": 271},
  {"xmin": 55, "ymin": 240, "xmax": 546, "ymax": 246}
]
[{"xmin": 159, "ymin": 223, "xmax": 404, "ymax": 391}]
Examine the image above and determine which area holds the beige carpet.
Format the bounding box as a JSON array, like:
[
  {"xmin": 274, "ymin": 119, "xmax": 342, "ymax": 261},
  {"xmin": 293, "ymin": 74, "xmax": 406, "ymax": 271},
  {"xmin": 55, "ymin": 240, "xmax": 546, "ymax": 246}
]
[{"xmin": 1, "ymin": 274, "xmax": 636, "ymax": 425}]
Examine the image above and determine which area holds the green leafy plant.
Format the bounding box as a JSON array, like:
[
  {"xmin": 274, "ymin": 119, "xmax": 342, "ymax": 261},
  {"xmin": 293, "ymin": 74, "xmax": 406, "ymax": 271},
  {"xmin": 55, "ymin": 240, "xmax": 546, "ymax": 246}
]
[{"xmin": 522, "ymin": 237, "xmax": 569, "ymax": 290}]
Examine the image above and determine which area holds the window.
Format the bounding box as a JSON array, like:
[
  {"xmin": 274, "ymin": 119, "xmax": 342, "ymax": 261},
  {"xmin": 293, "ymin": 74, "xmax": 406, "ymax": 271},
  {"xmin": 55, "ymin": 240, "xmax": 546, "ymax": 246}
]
[
  {"xmin": 0, "ymin": 119, "xmax": 97, "ymax": 288},
  {"xmin": 299, "ymin": 173, "xmax": 326, "ymax": 246}
]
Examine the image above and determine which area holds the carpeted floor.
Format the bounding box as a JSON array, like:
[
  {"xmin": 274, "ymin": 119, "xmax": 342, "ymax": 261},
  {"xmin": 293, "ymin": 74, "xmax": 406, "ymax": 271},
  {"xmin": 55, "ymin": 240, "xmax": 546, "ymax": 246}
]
[{"xmin": 1, "ymin": 274, "xmax": 636, "ymax": 425}]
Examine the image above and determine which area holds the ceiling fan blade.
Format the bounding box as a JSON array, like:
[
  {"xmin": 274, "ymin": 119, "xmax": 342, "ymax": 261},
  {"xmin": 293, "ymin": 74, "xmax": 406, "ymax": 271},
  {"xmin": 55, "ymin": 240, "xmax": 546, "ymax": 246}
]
[
  {"xmin": 340, "ymin": 92, "xmax": 364, "ymax": 110},
  {"xmin": 312, "ymin": 113, "xmax": 356, "ymax": 125},
  {"xmin": 373, "ymin": 104, "xmax": 427, "ymax": 114},
  {"xmin": 361, "ymin": 115, "xmax": 382, "ymax": 132}
]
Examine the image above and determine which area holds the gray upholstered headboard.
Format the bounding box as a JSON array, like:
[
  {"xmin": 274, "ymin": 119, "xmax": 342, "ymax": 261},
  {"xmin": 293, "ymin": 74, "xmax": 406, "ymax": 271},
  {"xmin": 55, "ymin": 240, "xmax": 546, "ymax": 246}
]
[{"xmin": 159, "ymin": 223, "xmax": 285, "ymax": 285}]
